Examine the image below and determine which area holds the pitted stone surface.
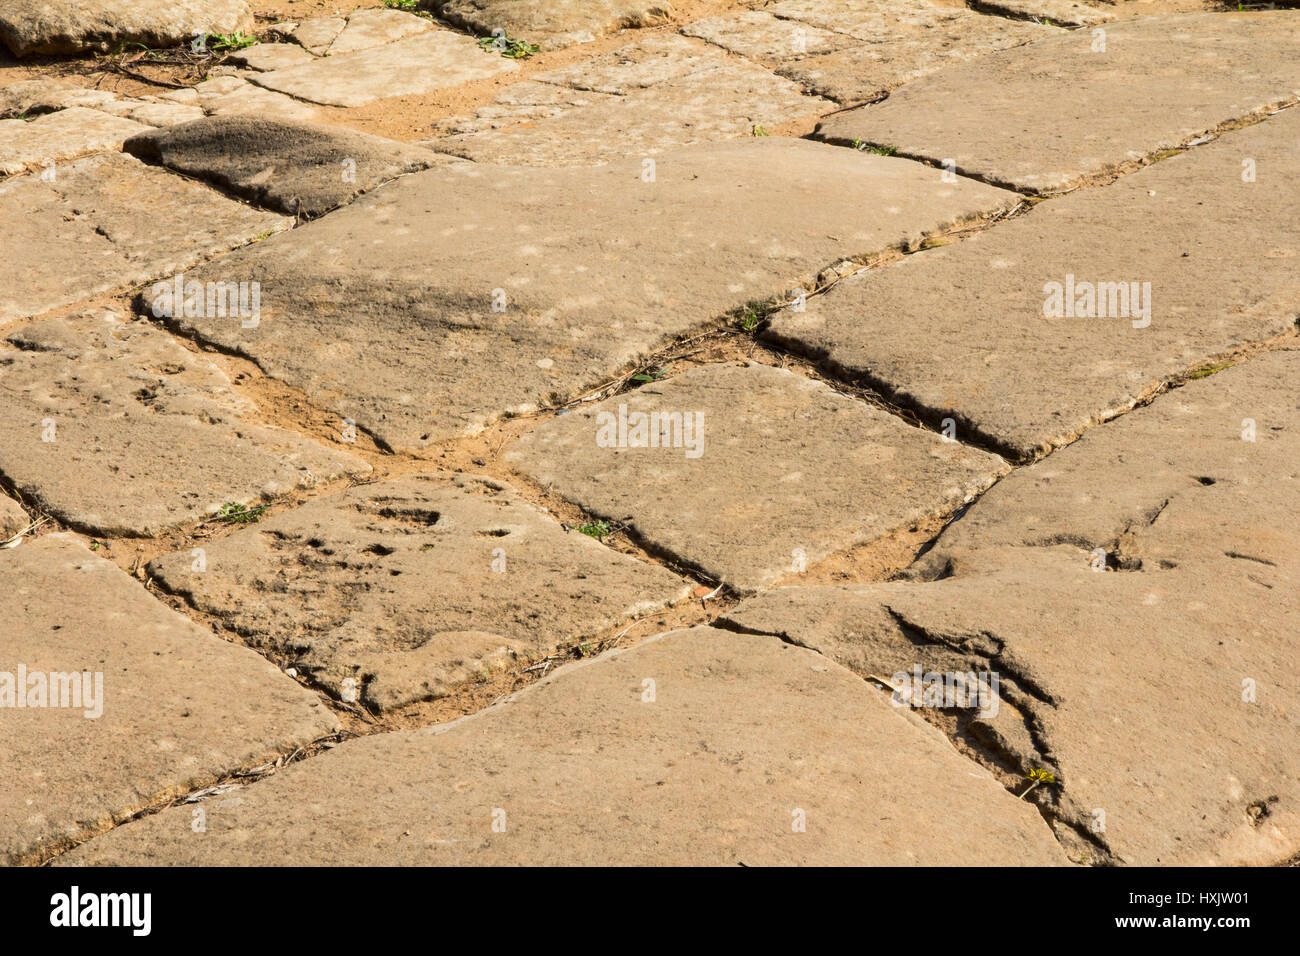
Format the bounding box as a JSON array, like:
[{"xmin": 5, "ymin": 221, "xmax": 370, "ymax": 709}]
[
  {"xmin": 506, "ymin": 363, "xmax": 1009, "ymax": 592},
  {"xmin": 0, "ymin": 107, "xmax": 150, "ymax": 177},
  {"xmin": 816, "ymin": 12, "xmax": 1300, "ymax": 191},
  {"xmin": 0, "ymin": 0, "xmax": 253, "ymax": 57},
  {"xmin": 157, "ymin": 138, "xmax": 1017, "ymax": 453},
  {"xmin": 0, "ymin": 311, "xmax": 368, "ymax": 536},
  {"xmin": 425, "ymin": 0, "xmax": 677, "ymax": 51},
  {"xmin": 0, "ymin": 534, "xmax": 339, "ymax": 866},
  {"xmin": 0, "ymin": 151, "xmax": 291, "ymax": 325},
  {"xmin": 146, "ymin": 473, "xmax": 691, "ymax": 711},
  {"xmin": 767, "ymin": 109, "xmax": 1300, "ymax": 461},
  {"xmin": 58, "ymin": 626, "xmax": 1068, "ymax": 865}
]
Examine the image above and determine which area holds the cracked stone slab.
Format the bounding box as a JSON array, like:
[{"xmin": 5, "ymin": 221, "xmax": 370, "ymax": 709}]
[
  {"xmin": 0, "ymin": 107, "xmax": 151, "ymax": 177},
  {"xmin": 226, "ymin": 42, "xmax": 316, "ymax": 72},
  {"xmin": 0, "ymin": 534, "xmax": 339, "ymax": 866},
  {"xmin": 58, "ymin": 626, "xmax": 1068, "ymax": 865},
  {"xmin": 767, "ymin": 109, "xmax": 1300, "ymax": 461},
  {"xmin": 971, "ymin": 0, "xmax": 1116, "ymax": 26},
  {"xmin": 326, "ymin": 7, "xmax": 433, "ymax": 55},
  {"xmin": 722, "ymin": 539, "xmax": 1300, "ymax": 865},
  {"xmin": 688, "ymin": 0, "xmax": 1053, "ymax": 104},
  {"xmin": 506, "ymin": 363, "xmax": 1009, "ymax": 592},
  {"xmin": 160, "ymin": 138, "xmax": 1017, "ymax": 453},
  {"xmin": 0, "ymin": 151, "xmax": 290, "ymax": 325},
  {"xmin": 125, "ymin": 116, "xmax": 444, "ymax": 219},
  {"xmin": 196, "ymin": 77, "xmax": 324, "ymax": 123},
  {"xmin": 0, "ymin": 311, "xmax": 368, "ymax": 537},
  {"xmin": 425, "ymin": 0, "xmax": 676, "ymax": 51},
  {"xmin": 289, "ymin": 16, "xmax": 346, "ymax": 55},
  {"xmin": 0, "ymin": 0, "xmax": 252, "ymax": 57},
  {"xmin": 147, "ymin": 473, "xmax": 691, "ymax": 711},
  {"xmin": 430, "ymin": 34, "xmax": 826, "ymax": 165},
  {"xmin": 0, "ymin": 497, "xmax": 26, "ymax": 540},
  {"xmin": 250, "ymin": 30, "xmax": 519, "ymax": 109},
  {"xmin": 816, "ymin": 12, "xmax": 1300, "ymax": 191}
]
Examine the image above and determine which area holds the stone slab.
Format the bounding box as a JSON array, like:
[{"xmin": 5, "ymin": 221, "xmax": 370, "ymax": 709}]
[
  {"xmin": 147, "ymin": 473, "xmax": 691, "ymax": 711},
  {"xmin": 1, "ymin": 534, "xmax": 339, "ymax": 865},
  {"xmin": 426, "ymin": 0, "xmax": 676, "ymax": 51},
  {"xmin": 227, "ymin": 42, "xmax": 316, "ymax": 72},
  {"xmin": 0, "ymin": 107, "xmax": 150, "ymax": 177},
  {"xmin": 971, "ymin": 0, "xmax": 1116, "ymax": 26},
  {"xmin": 506, "ymin": 363, "xmax": 1009, "ymax": 592},
  {"xmin": 58, "ymin": 626, "xmax": 1068, "ymax": 865},
  {"xmin": 159, "ymin": 137, "xmax": 1018, "ymax": 453},
  {"xmin": 0, "ymin": 0, "xmax": 252, "ymax": 57},
  {"xmin": 767, "ymin": 109, "xmax": 1300, "ymax": 461},
  {"xmin": 0, "ymin": 497, "xmax": 26, "ymax": 540},
  {"xmin": 0, "ymin": 311, "xmax": 368, "ymax": 537},
  {"xmin": 0, "ymin": 151, "xmax": 291, "ymax": 325},
  {"xmin": 816, "ymin": 12, "xmax": 1300, "ymax": 191},
  {"xmin": 326, "ymin": 7, "xmax": 433, "ymax": 55}
]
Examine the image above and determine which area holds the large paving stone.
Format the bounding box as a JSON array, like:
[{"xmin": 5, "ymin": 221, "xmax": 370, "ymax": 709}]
[
  {"xmin": 147, "ymin": 473, "xmax": 691, "ymax": 711},
  {"xmin": 0, "ymin": 0, "xmax": 252, "ymax": 57},
  {"xmin": 249, "ymin": 30, "xmax": 519, "ymax": 108},
  {"xmin": 687, "ymin": 0, "xmax": 1053, "ymax": 105},
  {"xmin": 159, "ymin": 138, "xmax": 1018, "ymax": 453},
  {"xmin": 195, "ymin": 76, "xmax": 324, "ymax": 123},
  {"xmin": 0, "ymin": 107, "xmax": 150, "ymax": 177},
  {"xmin": 429, "ymin": 34, "xmax": 826, "ymax": 166},
  {"xmin": 1, "ymin": 535, "xmax": 339, "ymax": 865},
  {"xmin": 767, "ymin": 109, "xmax": 1300, "ymax": 461},
  {"xmin": 58, "ymin": 626, "xmax": 1067, "ymax": 865},
  {"xmin": 425, "ymin": 0, "xmax": 676, "ymax": 51},
  {"xmin": 0, "ymin": 151, "xmax": 290, "ymax": 325},
  {"xmin": 325, "ymin": 7, "xmax": 433, "ymax": 55},
  {"xmin": 970, "ymin": 0, "xmax": 1116, "ymax": 26},
  {"xmin": 506, "ymin": 363, "xmax": 1009, "ymax": 592},
  {"xmin": 816, "ymin": 12, "xmax": 1300, "ymax": 192},
  {"xmin": 0, "ymin": 311, "xmax": 368, "ymax": 537},
  {"xmin": 125, "ymin": 116, "xmax": 443, "ymax": 219}
]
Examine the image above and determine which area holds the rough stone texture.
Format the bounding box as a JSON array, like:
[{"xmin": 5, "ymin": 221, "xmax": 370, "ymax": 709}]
[
  {"xmin": 125, "ymin": 116, "xmax": 442, "ymax": 219},
  {"xmin": 326, "ymin": 7, "xmax": 433, "ymax": 55},
  {"xmin": 425, "ymin": 0, "xmax": 676, "ymax": 51},
  {"xmin": 227, "ymin": 42, "xmax": 316, "ymax": 72},
  {"xmin": 289, "ymin": 16, "xmax": 346, "ymax": 55},
  {"xmin": 686, "ymin": 0, "xmax": 1054, "ymax": 104},
  {"xmin": 125, "ymin": 102, "xmax": 207, "ymax": 127},
  {"xmin": 0, "ymin": 78, "xmax": 75, "ymax": 117},
  {"xmin": 0, "ymin": 311, "xmax": 368, "ymax": 537},
  {"xmin": 250, "ymin": 30, "xmax": 519, "ymax": 108},
  {"xmin": 59, "ymin": 627, "xmax": 1068, "ymax": 865},
  {"xmin": 0, "ymin": 151, "xmax": 290, "ymax": 325},
  {"xmin": 147, "ymin": 473, "xmax": 691, "ymax": 711},
  {"xmin": 970, "ymin": 0, "xmax": 1115, "ymax": 26},
  {"xmin": 506, "ymin": 363, "xmax": 1009, "ymax": 592},
  {"xmin": 0, "ymin": 534, "xmax": 339, "ymax": 866},
  {"xmin": 430, "ymin": 34, "xmax": 825, "ymax": 165},
  {"xmin": 0, "ymin": 107, "xmax": 150, "ymax": 177},
  {"xmin": 160, "ymin": 138, "xmax": 1017, "ymax": 453},
  {"xmin": 0, "ymin": 497, "xmax": 26, "ymax": 540},
  {"xmin": 0, "ymin": 0, "xmax": 252, "ymax": 57},
  {"xmin": 195, "ymin": 77, "xmax": 323, "ymax": 123},
  {"xmin": 767, "ymin": 109, "xmax": 1300, "ymax": 461},
  {"xmin": 816, "ymin": 12, "xmax": 1300, "ymax": 191}
]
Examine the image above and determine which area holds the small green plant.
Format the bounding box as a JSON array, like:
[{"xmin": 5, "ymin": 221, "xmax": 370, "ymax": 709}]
[
  {"xmin": 576, "ymin": 642, "xmax": 594, "ymax": 658},
  {"xmin": 1186, "ymin": 359, "xmax": 1234, "ymax": 380},
  {"xmin": 385, "ymin": 0, "xmax": 419, "ymax": 9},
  {"xmin": 575, "ymin": 520, "xmax": 611, "ymax": 540},
  {"xmin": 630, "ymin": 364, "xmax": 670, "ymax": 385},
  {"xmin": 212, "ymin": 502, "xmax": 268, "ymax": 524},
  {"xmin": 737, "ymin": 300, "xmax": 767, "ymax": 332},
  {"xmin": 852, "ymin": 139, "xmax": 896, "ymax": 156},
  {"xmin": 478, "ymin": 32, "xmax": 539, "ymax": 58},
  {"xmin": 1018, "ymin": 767, "xmax": 1056, "ymax": 800},
  {"xmin": 752, "ymin": 125, "xmax": 770, "ymax": 137},
  {"xmin": 209, "ymin": 31, "xmax": 258, "ymax": 52}
]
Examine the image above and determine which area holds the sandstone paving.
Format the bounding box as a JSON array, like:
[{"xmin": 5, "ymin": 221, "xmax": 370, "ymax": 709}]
[
  {"xmin": 428, "ymin": 34, "xmax": 826, "ymax": 166},
  {"xmin": 0, "ymin": 311, "xmax": 369, "ymax": 537},
  {"xmin": 506, "ymin": 363, "xmax": 1010, "ymax": 592},
  {"xmin": 0, "ymin": 151, "xmax": 291, "ymax": 325},
  {"xmin": 425, "ymin": 0, "xmax": 678, "ymax": 51},
  {"xmin": 159, "ymin": 138, "xmax": 1018, "ymax": 453},
  {"xmin": 0, "ymin": 534, "xmax": 339, "ymax": 866},
  {"xmin": 195, "ymin": 76, "xmax": 324, "ymax": 123},
  {"xmin": 0, "ymin": 107, "xmax": 150, "ymax": 177},
  {"xmin": 146, "ymin": 473, "xmax": 692, "ymax": 711},
  {"xmin": 325, "ymin": 7, "xmax": 434, "ymax": 55},
  {"xmin": 766, "ymin": 108, "xmax": 1300, "ymax": 461},
  {"xmin": 125, "ymin": 116, "xmax": 445, "ymax": 219},
  {"xmin": 249, "ymin": 30, "xmax": 520, "ymax": 109},
  {"xmin": 227, "ymin": 42, "xmax": 317, "ymax": 72},
  {"xmin": 970, "ymin": 0, "xmax": 1116, "ymax": 26},
  {"xmin": 816, "ymin": 12, "xmax": 1300, "ymax": 192},
  {"xmin": 0, "ymin": 0, "xmax": 253, "ymax": 57},
  {"xmin": 58, "ymin": 626, "xmax": 1068, "ymax": 865}
]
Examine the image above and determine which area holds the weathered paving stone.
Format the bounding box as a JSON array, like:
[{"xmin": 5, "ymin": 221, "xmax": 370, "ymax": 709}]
[
  {"xmin": 249, "ymin": 30, "xmax": 519, "ymax": 109},
  {"xmin": 160, "ymin": 138, "xmax": 1018, "ymax": 452},
  {"xmin": 0, "ymin": 311, "xmax": 368, "ymax": 536},
  {"xmin": 0, "ymin": 534, "xmax": 339, "ymax": 866},
  {"xmin": 686, "ymin": 0, "xmax": 1053, "ymax": 104},
  {"xmin": 425, "ymin": 0, "xmax": 676, "ymax": 51},
  {"xmin": 124, "ymin": 102, "xmax": 207, "ymax": 127},
  {"xmin": 0, "ymin": 0, "xmax": 252, "ymax": 57},
  {"xmin": 0, "ymin": 107, "xmax": 150, "ymax": 177},
  {"xmin": 0, "ymin": 497, "xmax": 26, "ymax": 540},
  {"xmin": 195, "ymin": 77, "xmax": 323, "ymax": 123},
  {"xmin": 146, "ymin": 473, "xmax": 691, "ymax": 711},
  {"xmin": 970, "ymin": 0, "xmax": 1116, "ymax": 26},
  {"xmin": 227, "ymin": 42, "xmax": 316, "ymax": 72},
  {"xmin": 816, "ymin": 12, "xmax": 1300, "ymax": 192},
  {"xmin": 325, "ymin": 7, "xmax": 433, "ymax": 55},
  {"xmin": 289, "ymin": 16, "xmax": 346, "ymax": 55},
  {"xmin": 430, "ymin": 34, "xmax": 825, "ymax": 165},
  {"xmin": 506, "ymin": 363, "xmax": 1009, "ymax": 592},
  {"xmin": 125, "ymin": 116, "xmax": 443, "ymax": 219},
  {"xmin": 58, "ymin": 626, "xmax": 1068, "ymax": 865},
  {"xmin": 767, "ymin": 109, "xmax": 1300, "ymax": 461},
  {"xmin": 0, "ymin": 151, "xmax": 290, "ymax": 325}
]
